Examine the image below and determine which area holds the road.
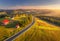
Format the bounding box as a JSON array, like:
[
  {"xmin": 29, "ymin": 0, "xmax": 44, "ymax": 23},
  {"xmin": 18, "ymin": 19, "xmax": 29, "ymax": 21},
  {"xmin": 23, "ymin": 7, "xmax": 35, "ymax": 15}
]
[{"xmin": 4, "ymin": 17, "xmax": 35, "ymax": 41}]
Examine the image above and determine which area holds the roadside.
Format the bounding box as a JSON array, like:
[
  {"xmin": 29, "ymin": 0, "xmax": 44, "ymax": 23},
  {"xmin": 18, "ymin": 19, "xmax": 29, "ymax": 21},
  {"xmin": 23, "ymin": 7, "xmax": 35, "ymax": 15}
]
[
  {"xmin": 14, "ymin": 17, "xmax": 60, "ymax": 41},
  {"xmin": 4, "ymin": 16, "xmax": 35, "ymax": 41}
]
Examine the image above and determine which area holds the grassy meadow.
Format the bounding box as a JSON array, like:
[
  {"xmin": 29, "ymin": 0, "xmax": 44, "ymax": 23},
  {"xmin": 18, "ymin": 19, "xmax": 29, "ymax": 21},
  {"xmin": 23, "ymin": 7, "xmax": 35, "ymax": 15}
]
[
  {"xmin": 36, "ymin": 16, "xmax": 60, "ymax": 26},
  {"xmin": 14, "ymin": 18, "xmax": 60, "ymax": 41},
  {"xmin": 0, "ymin": 14, "xmax": 32, "ymax": 41}
]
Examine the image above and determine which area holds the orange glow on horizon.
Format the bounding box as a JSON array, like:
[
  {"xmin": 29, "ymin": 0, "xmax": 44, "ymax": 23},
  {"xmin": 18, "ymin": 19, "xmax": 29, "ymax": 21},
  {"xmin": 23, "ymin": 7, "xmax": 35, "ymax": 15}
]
[
  {"xmin": 9, "ymin": 6, "xmax": 60, "ymax": 10},
  {"xmin": 3, "ymin": 4, "xmax": 60, "ymax": 10}
]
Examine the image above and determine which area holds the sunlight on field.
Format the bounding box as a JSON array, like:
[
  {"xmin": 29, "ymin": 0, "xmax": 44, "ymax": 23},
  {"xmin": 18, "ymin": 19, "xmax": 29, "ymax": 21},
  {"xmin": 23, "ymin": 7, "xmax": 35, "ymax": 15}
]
[
  {"xmin": 0, "ymin": 14, "xmax": 32, "ymax": 41},
  {"xmin": 36, "ymin": 18, "xmax": 60, "ymax": 30},
  {"xmin": 14, "ymin": 18, "xmax": 60, "ymax": 41},
  {"xmin": 12, "ymin": 14, "xmax": 26, "ymax": 20},
  {"xmin": 0, "ymin": 26, "xmax": 23, "ymax": 41}
]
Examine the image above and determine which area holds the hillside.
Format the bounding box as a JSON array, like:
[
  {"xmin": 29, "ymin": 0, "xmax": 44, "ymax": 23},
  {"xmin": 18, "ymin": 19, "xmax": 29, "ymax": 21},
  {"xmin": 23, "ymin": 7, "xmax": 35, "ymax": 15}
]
[
  {"xmin": 0, "ymin": 14, "xmax": 32, "ymax": 41},
  {"xmin": 36, "ymin": 16, "xmax": 60, "ymax": 26},
  {"xmin": 14, "ymin": 18, "xmax": 60, "ymax": 41}
]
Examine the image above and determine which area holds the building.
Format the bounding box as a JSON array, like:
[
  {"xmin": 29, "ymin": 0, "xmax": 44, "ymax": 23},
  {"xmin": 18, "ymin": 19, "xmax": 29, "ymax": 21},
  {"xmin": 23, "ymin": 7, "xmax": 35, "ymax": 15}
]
[
  {"xmin": 16, "ymin": 24, "xmax": 20, "ymax": 28},
  {"xmin": 2, "ymin": 19, "xmax": 9, "ymax": 25}
]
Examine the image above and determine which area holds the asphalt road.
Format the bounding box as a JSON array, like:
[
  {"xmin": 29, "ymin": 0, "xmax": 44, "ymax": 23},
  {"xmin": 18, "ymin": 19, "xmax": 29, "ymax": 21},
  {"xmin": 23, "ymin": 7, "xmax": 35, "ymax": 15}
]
[{"xmin": 4, "ymin": 17, "xmax": 35, "ymax": 41}]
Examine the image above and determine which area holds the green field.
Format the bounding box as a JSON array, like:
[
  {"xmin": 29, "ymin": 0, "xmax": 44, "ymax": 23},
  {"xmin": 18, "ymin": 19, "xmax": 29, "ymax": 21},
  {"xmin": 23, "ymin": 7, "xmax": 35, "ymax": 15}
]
[
  {"xmin": 14, "ymin": 18, "xmax": 60, "ymax": 41},
  {"xmin": 0, "ymin": 26, "xmax": 23, "ymax": 41},
  {"xmin": 36, "ymin": 16, "xmax": 60, "ymax": 26},
  {"xmin": 0, "ymin": 14, "xmax": 32, "ymax": 41}
]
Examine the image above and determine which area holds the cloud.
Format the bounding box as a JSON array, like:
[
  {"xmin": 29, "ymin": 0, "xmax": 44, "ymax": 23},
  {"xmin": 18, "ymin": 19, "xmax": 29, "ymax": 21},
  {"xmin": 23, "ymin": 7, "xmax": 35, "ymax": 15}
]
[
  {"xmin": 7, "ymin": 5, "xmax": 60, "ymax": 9},
  {"xmin": 0, "ymin": 0, "xmax": 60, "ymax": 9}
]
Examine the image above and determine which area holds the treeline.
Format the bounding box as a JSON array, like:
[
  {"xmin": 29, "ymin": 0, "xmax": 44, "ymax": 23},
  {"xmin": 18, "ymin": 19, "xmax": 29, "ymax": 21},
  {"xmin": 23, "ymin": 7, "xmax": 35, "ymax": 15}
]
[
  {"xmin": 0, "ymin": 14, "xmax": 32, "ymax": 41},
  {"xmin": 0, "ymin": 14, "xmax": 32, "ymax": 28},
  {"xmin": 36, "ymin": 16, "xmax": 60, "ymax": 26}
]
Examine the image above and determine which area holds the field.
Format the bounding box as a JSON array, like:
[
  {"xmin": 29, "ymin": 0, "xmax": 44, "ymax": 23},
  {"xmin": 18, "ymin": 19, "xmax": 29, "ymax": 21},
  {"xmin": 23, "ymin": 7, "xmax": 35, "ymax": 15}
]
[
  {"xmin": 14, "ymin": 18, "xmax": 60, "ymax": 41},
  {"xmin": 0, "ymin": 26, "xmax": 22, "ymax": 41},
  {"xmin": 0, "ymin": 9, "xmax": 60, "ymax": 41},
  {"xmin": 0, "ymin": 14, "xmax": 32, "ymax": 41},
  {"xmin": 36, "ymin": 16, "xmax": 60, "ymax": 27}
]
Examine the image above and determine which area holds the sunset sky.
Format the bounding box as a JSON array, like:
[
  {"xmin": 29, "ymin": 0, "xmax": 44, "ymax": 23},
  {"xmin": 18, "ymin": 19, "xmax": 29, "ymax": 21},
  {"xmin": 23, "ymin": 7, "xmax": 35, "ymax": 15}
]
[{"xmin": 0, "ymin": 0, "xmax": 60, "ymax": 9}]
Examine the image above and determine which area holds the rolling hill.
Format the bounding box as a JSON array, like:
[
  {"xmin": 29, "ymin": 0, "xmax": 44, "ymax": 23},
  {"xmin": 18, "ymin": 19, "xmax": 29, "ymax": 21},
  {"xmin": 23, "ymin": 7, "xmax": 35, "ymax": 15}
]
[{"xmin": 14, "ymin": 18, "xmax": 60, "ymax": 41}]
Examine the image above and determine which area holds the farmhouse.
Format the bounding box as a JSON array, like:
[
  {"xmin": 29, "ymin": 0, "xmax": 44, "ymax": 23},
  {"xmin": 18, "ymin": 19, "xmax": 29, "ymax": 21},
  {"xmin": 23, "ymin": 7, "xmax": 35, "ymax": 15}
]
[
  {"xmin": 16, "ymin": 24, "xmax": 20, "ymax": 28},
  {"xmin": 2, "ymin": 19, "xmax": 9, "ymax": 25}
]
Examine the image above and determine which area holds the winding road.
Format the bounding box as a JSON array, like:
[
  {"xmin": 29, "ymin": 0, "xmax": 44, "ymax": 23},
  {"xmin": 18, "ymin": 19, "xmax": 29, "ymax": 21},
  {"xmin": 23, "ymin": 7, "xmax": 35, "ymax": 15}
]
[{"xmin": 4, "ymin": 17, "xmax": 35, "ymax": 41}]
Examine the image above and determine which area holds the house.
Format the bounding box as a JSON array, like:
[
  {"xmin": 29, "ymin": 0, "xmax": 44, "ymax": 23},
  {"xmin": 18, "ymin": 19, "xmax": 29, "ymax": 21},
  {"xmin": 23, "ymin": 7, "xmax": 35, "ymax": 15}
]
[
  {"xmin": 16, "ymin": 24, "xmax": 20, "ymax": 28},
  {"xmin": 2, "ymin": 19, "xmax": 9, "ymax": 25}
]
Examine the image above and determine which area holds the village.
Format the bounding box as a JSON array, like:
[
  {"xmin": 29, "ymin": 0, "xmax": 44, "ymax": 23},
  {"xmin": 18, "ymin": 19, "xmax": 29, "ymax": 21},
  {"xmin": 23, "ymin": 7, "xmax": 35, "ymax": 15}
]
[
  {"xmin": 0, "ymin": 11, "xmax": 31, "ymax": 28},
  {"xmin": 0, "ymin": 10, "xmax": 32, "ymax": 41}
]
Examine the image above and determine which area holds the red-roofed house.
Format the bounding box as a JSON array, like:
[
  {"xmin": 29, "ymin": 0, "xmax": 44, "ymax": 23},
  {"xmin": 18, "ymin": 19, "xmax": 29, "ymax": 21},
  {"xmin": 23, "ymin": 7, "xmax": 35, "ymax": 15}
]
[{"xmin": 3, "ymin": 19, "xmax": 9, "ymax": 25}]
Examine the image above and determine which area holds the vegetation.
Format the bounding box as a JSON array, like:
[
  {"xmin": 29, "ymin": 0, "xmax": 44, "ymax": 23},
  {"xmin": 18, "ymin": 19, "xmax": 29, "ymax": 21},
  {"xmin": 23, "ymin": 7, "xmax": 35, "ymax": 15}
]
[
  {"xmin": 0, "ymin": 9, "xmax": 60, "ymax": 41},
  {"xmin": 36, "ymin": 16, "xmax": 60, "ymax": 26},
  {"xmin": 14, "ymin": 18, "xmax": 60, "ymax": 41},
  {"xmin": 0, "ymin": 26, "xmax": 23, "ymax": 41},
  {"xmin": 0, "ymin": 14, "xmax": 32, "ymax": 41}
]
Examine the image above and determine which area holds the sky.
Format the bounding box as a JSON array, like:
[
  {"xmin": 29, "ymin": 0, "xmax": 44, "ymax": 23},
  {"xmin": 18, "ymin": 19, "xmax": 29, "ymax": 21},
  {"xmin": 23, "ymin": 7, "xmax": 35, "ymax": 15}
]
[{"xmin": 0, "ymin": 0, "xmax": 60, "ymax": 9}]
